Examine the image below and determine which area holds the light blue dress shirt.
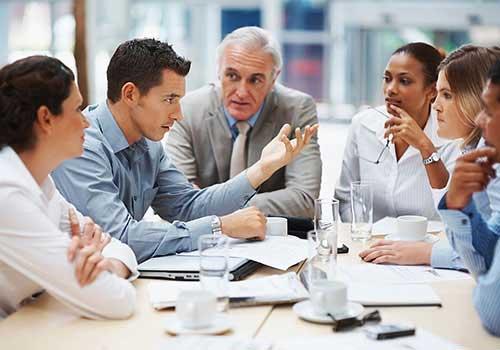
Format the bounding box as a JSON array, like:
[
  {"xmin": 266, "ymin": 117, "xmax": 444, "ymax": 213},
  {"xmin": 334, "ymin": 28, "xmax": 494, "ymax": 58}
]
[
  {"xmin": 430, "ymin": 140, "xmax": 500, "ymax": 270},
  {"xmin": 52, "ymin": 102, "xmax": 256, "ymax": 263},
  {"xmin": 224, "ymin": 104, "xmax": 263, "ymax": 141},
  {"xmin": 438, "ymin": 180, "xmax": 500, "ymax": 336}
]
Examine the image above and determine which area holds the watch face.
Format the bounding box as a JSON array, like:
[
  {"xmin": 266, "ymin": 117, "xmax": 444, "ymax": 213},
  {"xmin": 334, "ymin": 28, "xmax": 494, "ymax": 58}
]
[{"xmin": 432, "ymin": 153, "xmax": 439, "ymax": 162}]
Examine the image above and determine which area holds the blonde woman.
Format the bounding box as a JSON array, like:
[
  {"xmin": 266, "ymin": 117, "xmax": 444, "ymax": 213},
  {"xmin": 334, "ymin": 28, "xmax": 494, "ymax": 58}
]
[{"xmin": 360, "ymin": 45, "xmax": 500, "ymax": 268}]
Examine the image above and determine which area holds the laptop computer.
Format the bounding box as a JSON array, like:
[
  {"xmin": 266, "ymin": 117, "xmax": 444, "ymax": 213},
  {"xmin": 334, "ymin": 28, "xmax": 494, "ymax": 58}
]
[{"xmin": 138, "ymin": 255, "xmax": 261, "ymax": 281}]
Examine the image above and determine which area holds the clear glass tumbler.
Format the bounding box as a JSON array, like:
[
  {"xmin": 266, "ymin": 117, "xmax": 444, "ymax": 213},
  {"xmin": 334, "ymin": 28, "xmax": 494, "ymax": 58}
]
[
  {"xmin": 350, "ymin": 181, "xmax": 373, "ymax": 242},
  {"xmin": 198, "ymin": 234, "xmax": 229, "ymax": 312},
  {"xmin": 306, "ymin": 229, "xmax": 338, "ymax": 285}
]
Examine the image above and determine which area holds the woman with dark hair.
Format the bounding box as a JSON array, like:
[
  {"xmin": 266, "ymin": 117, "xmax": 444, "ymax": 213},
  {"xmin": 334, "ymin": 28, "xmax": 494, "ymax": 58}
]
[
  {"xmin": 0, "ymin": 56, "xmax": 137, "ymax": 319},
  {"xmin": 335, "ymin": 42, "xmax": 461, "ymax": 223},
  {"xmin": 360, "ymin": 45, "xmax": 500, "ymax": 267}
]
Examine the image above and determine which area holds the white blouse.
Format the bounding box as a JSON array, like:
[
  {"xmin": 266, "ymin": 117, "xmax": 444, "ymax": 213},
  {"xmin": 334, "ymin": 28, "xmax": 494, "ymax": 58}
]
[
  {"xmin": 0, "ymin": 146, "xmax": 138, "ymax": 319},
  {"xmin": 335, "ymin": 106, "xmax": 461, "ymax": 222}
]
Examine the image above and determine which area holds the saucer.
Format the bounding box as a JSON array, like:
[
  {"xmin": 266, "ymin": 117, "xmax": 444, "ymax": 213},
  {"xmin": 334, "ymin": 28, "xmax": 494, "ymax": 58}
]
[
  {"xmin": 386, "ymin": 233, "xmax": 439, "ymax": 244},
  {"xmin": 164, "ymin": 313, "xmax": 232, "ymax": 335},
  {"xmin": 293, "ymin": 300, "xmax": 364, "ymax": 324}
]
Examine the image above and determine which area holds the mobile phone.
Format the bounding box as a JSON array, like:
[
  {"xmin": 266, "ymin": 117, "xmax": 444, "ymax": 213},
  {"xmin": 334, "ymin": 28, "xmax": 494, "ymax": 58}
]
[
  {"xmin": 337, "ymin": 244, "xmax": 349, "ymax": 254},
  {"xmin": 364, "ymin": 324, "xmax": 416, "ymax": 340}
]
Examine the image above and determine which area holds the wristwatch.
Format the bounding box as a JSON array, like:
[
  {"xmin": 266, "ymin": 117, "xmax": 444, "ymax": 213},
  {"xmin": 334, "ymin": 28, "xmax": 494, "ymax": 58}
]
[
  {"xmin": 211, "ymin": 215, "xmax": 222, "ymax": 236},
  {"xmin": 423, "ymin": 152, "xmax": 440, "ymax": 165}
]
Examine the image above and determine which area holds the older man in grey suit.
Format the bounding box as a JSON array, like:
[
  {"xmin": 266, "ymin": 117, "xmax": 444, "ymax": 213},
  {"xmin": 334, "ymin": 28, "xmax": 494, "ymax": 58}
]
[{"xmin": 166, "ymin": 27, "xmax": 321, "ymax": 218}]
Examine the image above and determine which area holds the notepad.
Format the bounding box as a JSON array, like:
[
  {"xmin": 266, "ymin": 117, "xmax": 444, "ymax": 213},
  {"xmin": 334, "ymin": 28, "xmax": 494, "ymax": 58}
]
[
  {"xmin": 148, "ymin": 272, "xmax": 309, "ymax": 310},
  {"xmin": 347, "ymin": 283, "xmax": 441, "ymax": 307},
  {"xmin": 336, "ymin": 264, "xmax": 470, "ymax": 285}
]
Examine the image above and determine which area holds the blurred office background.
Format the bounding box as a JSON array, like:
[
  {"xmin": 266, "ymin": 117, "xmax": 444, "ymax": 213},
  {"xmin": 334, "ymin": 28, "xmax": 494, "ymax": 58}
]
[{"xmin": 1, "ymin": 0, "xmax": 499, "ymax": 196}]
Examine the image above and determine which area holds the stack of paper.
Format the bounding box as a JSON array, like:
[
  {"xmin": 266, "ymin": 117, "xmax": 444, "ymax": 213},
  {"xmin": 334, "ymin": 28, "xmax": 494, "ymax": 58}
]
[
  {"xmin": 148, "ymin": 272, "xmax": 309, "ymax": 310},
  {"xmin": 180, "ymin": 236, "xmax": 308, "ymax": 270},
  {"xmin": 330, "ymin": 264, "xmax": 470, "ymax": 307},
  {"xmin": 347, "ymin": 283, "xmax": 441, "ymax": 306}
]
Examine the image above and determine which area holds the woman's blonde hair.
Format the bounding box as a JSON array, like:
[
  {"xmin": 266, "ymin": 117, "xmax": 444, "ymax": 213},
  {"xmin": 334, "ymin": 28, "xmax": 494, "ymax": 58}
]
[{"xmin": 438, "ymin": 45, "xmax": 500, "ymax": 147}]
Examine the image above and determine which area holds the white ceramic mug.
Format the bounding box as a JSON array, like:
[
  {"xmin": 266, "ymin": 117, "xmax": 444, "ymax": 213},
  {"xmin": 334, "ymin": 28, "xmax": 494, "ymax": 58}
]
[
  {"xmin": 266, "ymin": 217, "xmax": 288, "ymax": 236},
  {"xmin": 396, "ymin": 215, "xmax": 428, "ymax": 241},
  {"xmin": 176, "ymin": 290, "xmax": 217, "ymax": 329},
  {"xmin": 309, "ymin": 280, "xmax": 348, "ymax": 316}
]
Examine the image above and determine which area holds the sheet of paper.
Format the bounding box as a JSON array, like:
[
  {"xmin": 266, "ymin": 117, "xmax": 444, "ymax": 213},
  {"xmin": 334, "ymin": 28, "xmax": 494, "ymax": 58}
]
[
  {"xmin": 148, "ymin": 272, "xmax": 309, "ymax": 309},
  {"xmin": 156, "ymin": 337, "xmax": 273, "ymax": 350},
  {"xmin": 347, "ymin": 283, "xmax": 441, "ymax": 306},
  {"xmin": 273, "ymin": 329, "xmax": 464, "ymax": 350},
  {"xmin": 336, "ymin": 263, "xmax": 471, "ymax": 285},
  {"xmin": 181, "ymin": 236, "xmax": 308, "ymax": 270},
  {"xmin": 157, "ymin": 329, "xmax": 463, "ymax": 350},
  {"xmin": 372, "ymin": 217, "xmax": 444, "ymax": 235}
]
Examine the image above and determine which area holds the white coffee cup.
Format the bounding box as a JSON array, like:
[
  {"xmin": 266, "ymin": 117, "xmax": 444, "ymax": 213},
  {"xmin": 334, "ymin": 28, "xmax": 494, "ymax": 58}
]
[
  {"xmin": 266, "ymin": 217, "xmax": 288, "ymax": 236},
  {"xmin": 176, "ymin": 290, "xmax": 217, "ymax": 329},
  {"xmin": 309, "ymin": 280, "xmax": 348, "ymax": 316},
  {"xmin": 396, "ymin": 215, "xmax": 428, "ymax": 241}
]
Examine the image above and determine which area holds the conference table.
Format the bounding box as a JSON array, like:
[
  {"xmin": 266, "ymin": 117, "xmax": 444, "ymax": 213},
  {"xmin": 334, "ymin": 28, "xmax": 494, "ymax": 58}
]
[{"xmin": 1, "ymin": 224, "xmax": 499, "ymax": 350}]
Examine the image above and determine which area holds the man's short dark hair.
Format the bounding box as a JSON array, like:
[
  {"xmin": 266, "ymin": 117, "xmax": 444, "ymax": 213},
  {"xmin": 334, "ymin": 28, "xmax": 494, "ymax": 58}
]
[
  {"xmin": 107, "ymin": 38, "xmax": 191, "ymax": 103},
  {"xmin": 0, "ymin": 55, "xmax": 75, "ymax": 151},
  {"xmin": 489, "ymin": 60, "xmax": 500, "ymax": 85}
]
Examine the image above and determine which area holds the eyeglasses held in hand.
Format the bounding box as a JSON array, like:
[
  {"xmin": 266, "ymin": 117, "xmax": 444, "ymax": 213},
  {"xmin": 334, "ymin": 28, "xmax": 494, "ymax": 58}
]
[{"xmin": 358, "ymin": 107, "xmax": 392, "ymax": 165}]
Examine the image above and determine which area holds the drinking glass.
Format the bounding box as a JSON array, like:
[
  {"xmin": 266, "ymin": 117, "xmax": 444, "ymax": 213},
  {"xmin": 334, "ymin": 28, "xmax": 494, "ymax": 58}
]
[
  {"xmin": 198, "ymin": 234, "xmax": 229, "ymax": 312},
  {"xmin": 314, "ymin": 198, "xmax": 339, "ymax": 233},
  {"xmin": 350, "ymin": 181, "xmax": 373, "ymax": 242},
  {"xmin": 306, "ymin": 229, "xmax": 338, "ymax": 285}
]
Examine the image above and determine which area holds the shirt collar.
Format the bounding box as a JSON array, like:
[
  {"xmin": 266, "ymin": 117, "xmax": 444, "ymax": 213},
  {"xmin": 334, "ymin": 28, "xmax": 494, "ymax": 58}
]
[
  {"xmin": 0, "ymin": 146, "xmax": 55, "ymax": 203},
  {"xmin": 93, "ymin": 101, "xmax": 150, "ymax": 157},
  {"xmin": 223, "ymin": 103, "xmax": 264, "ymax": 130},
  {"xmin": 95, "ymin": 102, "xmax": 133, "ymax": 154}
]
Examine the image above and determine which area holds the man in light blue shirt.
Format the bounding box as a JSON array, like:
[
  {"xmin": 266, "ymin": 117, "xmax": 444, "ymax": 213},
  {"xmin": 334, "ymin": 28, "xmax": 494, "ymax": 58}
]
[
  {"xmin": 438, "ymin": 60, "xmax": 500, "ymax": 336},
  {"xmin": 52, "ymin": 38, "xmax": 317, "ymax": 263}
]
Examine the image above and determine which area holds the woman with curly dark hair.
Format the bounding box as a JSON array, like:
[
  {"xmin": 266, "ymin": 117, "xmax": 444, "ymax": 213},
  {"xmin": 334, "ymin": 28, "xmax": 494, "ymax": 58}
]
[{"xmin": 0, "ymin": 56, "xmax": 137, "ymax": 319}]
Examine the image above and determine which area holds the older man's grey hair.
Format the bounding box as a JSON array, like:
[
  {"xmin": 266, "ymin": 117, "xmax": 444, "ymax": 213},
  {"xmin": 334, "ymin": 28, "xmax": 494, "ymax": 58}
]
[{"xmin": 216, "ymin": 26, "xmax": 282, "ymax": 77}]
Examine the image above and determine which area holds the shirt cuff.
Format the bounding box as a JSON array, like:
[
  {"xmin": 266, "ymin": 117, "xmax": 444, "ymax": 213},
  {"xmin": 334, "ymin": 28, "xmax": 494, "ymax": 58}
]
[
  {"xmin": 185, "ymin": 216, "xmax": 214, "ymax": 252},
  {"xmin": 432, "ymin": 187, "xmax": 448, "ymax": 211},
  {"xmin": 431, "ymin": 239, "xmax": 465, "ymax": 271},
  {"xmin": 438, "ymin": 208, "xmax": 473, "ymax": 242},
  {"xmin": 102, "ymin": 238, "xmax": 139, "ymax": 281},
  {"xmin": 232, "ymin": 171, "xmax": 258, "ymax": 206}
]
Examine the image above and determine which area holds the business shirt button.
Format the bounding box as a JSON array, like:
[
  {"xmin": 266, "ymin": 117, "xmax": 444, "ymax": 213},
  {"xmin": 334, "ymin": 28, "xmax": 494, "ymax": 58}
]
[{"xmin": 461, "ymin": 219, "xmax": 467, "ymax": 225}]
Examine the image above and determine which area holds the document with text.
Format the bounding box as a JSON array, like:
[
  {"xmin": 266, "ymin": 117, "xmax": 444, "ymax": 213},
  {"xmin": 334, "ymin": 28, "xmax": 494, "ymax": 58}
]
[
  {"xmin": 181, "ymin": 236, "xmax": 308, "ymax": 270},
  {"xmin": 148, "ymin": 272, "xmax": 309, "ymax": 309}
]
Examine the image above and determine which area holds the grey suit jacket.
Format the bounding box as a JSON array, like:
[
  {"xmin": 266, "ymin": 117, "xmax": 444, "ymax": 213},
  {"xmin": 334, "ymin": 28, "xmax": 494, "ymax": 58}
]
[{"xmin": 165, "ymin": 83, "xmax": 322, "ymax": 218}]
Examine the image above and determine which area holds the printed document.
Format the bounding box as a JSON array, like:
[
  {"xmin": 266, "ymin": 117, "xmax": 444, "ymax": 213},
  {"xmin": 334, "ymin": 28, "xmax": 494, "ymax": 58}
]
[
  {"xmin": 181, "ymin": 236, "xmax": 308, "ymax": 270},
  {"xmin": 148, "ymin": 272, "xmax": 308, "ymax": 309}
]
